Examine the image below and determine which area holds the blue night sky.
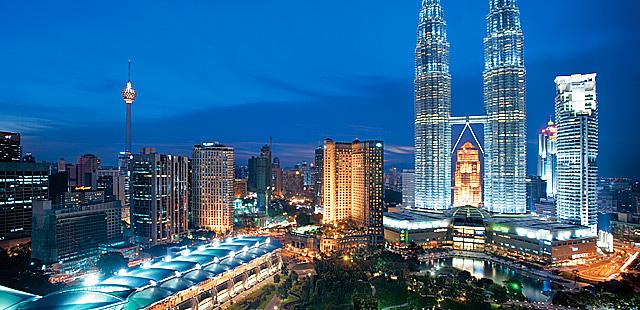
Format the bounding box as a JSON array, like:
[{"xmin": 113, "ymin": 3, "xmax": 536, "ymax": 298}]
[{"xmin": 1, "ymin": 0, "xmax": 639, "ymax": 177}]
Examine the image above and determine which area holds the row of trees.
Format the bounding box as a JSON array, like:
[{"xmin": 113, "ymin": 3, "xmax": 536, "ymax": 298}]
[
  {"xmin": 0, "ymin": 244, "xmax": 63, "ymax": 295},
  {"xmin": 553, "ymin": 273, "xmax": 640, "ymax": 308},
  {"xmin": 295, "ymin": 247, "xmax": 526, "ymax": 309}
]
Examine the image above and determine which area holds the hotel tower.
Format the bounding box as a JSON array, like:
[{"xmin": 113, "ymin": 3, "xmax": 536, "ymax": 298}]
[{"xmin": 322, "ymin": 139, "xmax": 384, "ymax": 243}]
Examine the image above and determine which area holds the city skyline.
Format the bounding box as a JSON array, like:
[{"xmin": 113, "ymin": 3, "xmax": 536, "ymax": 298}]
[{"xmin": 1, "ymin": 0, "xmax": 639, "ymax": 178}]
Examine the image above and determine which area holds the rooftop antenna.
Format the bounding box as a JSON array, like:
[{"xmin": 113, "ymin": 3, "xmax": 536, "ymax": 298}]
[{"xmin": 128, "ymin": 58, "xmax": 132, "ymax": 81}]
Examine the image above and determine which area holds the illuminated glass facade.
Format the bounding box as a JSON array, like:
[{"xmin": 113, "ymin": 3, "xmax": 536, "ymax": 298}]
[
  {"xmin": 414, "ymin": 0, "xmax": 451, "ymax": 211},
  {"xmin": 555, "ymin": 74, "xmax": 598, "ymax": 235},
  {"xmin": 0, "ymin": 162, "xmax": 49, "ymax": 240},
  {"xmin": 483, "ymin": 0, "xmax": 527, "ymax": 214},
  {"xmin": 130, "ymin": 149, "xmax": 189, "ymax": 246},
  {"xmin": 191, "ymin": 143, "xmax": 235, "ymax": 234},
  {"xmin": 322, "ymin": 139, "xmax": 384, "ymax": 243},
  {"xmin": 538, "ymin": 121, "xmax": 558, "ymax": 198},
  {"xmin": 0, "ymin": 131, "xmax": 21, "ymax": 163}
]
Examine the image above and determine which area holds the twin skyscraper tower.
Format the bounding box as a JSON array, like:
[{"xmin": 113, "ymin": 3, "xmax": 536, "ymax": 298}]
[{"xmin": 415, "ymin": 0, "xmax": 527, "ymax": 213}]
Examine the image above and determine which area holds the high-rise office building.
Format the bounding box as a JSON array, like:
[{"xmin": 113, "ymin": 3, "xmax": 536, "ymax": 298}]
[
  {"xmin": 322, "ymin": 139, "xmax": 384, "ymax": 243},
  {"xmin": 234, "ymin": 179, "xmax": 248, "ymax": 199},
  {"xmin": 402, "ymin": 169, "xmax": 415, "ymax": 209},
  {"xmin": 0, "ymin": 132, "xmax": 21, "ymax": 163},
  {"xmin": 453, "ymin": 142, "xmax": 482, "ymax": 208},
  {"xmin": 296, "ymin": 161, "xmax": 312, "ymax": 187},
  {"xmin": 0, "ymin": 162, "xmax": 49, "ymax": 240},
  {"xmin": 283, "ymin": 169, "xmax": 304, "ymax": 198},
  {"xmin": 32, "ymin": 200, "xmax": 122, "ymax": 264},
  {"xmin": 555, "ymin": 74, "xmax": 599, "ymax": 234},
  {"xmin": 71, "ymin": 154, "xmax": 100, "ymax": 190},
  {"xmin": 538, "ymin": 121, "xmax": 558, "ymax": 198},
  {"xmin": 414, "ymin": 0, "xmax": 452, "ymax": 211},
  {"xmin": 313, "ymin": 146, "xmax": 324, "ymax": 205},
  {"xmin": 191, "ymin": 143, "xmax": 234, "ymax": 234},
  {"xmin": 272, "ymin": 157, "xmax": 284, "ymax": 197},
  {"xmin": 21, "ymin": 153, "xmax": 35, "ymax": 163},
  {"xmin": 526, "ymin": 176, "xmax": 547, "ymax": 212},
  {"xmin": 97, "ymin": 168, "xmax": 127, "ymax": 223},
  {"xmin": 483, "ymin": 0, "xmax": 527, "ymax": 214},
  {"xmin": 260, "ymin": 143, "xmax": 272, "ymax": 173},
  {"xmin": 385, "ymin": 167, "xmax": 402, "ymax": 192},
  {"xmin": 130, "ymin": 148, "xmax": 189, "ymax": 246},
  {"xmin": 248, "ymin": 156, "xmax": 270, "ymax": 211}
]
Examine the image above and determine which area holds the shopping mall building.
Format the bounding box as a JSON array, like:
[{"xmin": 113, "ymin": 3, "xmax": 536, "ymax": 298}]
[
  {"xmin": 1, "ymin": 236, "xmax": 282, "ymax": 310},
  {"xmin": 384, "ymin": 207, "xmax": 597, "ymax": 265}
]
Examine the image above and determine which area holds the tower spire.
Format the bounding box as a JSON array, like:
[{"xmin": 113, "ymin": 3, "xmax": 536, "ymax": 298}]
[{"xmin": 128, "ymin": 58, "xmax": 131, "ymax": 81}]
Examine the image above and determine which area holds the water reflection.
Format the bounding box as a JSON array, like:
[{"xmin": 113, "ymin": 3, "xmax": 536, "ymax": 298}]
[{"xmin": 421, "ymin": 257, "xmax": 550, "ymax": 302}]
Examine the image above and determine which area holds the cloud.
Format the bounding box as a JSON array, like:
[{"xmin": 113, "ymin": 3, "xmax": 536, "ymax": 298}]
[{"xmin": 386, "ymin": 145, "xmax": 414, "ymax": 155}]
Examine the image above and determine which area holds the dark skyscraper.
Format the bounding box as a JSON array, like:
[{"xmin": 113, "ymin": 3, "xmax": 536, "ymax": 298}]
[
  {"xmin": 248, "ymin": 156, "xmax": 270, "ymax": 210},
  {"xmin": 483, "ymin": 0, "xmax": 527, "ymax": 214},
  {"xmin": 72, "ymin": 154, "xmax": 100, "ymax": 190},
  {"xmin": 0, "ymin": 132, "xmax": 21, "ymax": 163},
  {"xmin": 313, "ymin": 146, "xmax": 324, "ymax": 205},
  {"xmin": 414, "ymin": 0, "xmax": 452, "ymax": 211}
]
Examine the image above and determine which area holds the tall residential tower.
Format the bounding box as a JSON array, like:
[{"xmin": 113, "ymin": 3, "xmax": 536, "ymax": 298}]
[
  {"xmin": 483, "ymin": 0, "xmax": 527, "ymax": 214},
  {"xmin": 414, "ymin": 0, "xmax": 452, "ymax": 210},
  {"xmin": 555, "ymin": 74, "xmax": 598, "ymax": 234}
]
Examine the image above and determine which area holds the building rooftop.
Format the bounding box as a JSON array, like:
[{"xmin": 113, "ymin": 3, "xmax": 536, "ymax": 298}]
[
  {"xmin": 13, "ymin": 236, "xmax": 282, "ymax": 310},
  {"xmin": 384, "ymin": 210, "xmax": 451, "ymax": 230}
]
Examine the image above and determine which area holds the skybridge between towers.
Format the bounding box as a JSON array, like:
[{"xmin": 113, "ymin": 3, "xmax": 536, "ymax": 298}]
[{"xmin": 450, "ymin": 115, "xmax": 486, "ymax": 155}]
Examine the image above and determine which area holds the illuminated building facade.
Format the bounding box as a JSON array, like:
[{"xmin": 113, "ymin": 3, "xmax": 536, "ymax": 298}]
[
  {"xmin": 453, "ymin": 142, "xmax": 482, "ymax": 208},
  {"xmin": 191, "ymin": 143, "xmax": 235, "ymax": 234},
  {"xmin": 0, "ymin": 131, "xmax": 21, "ymax": 162},
  {"xmin": 271, "ymin": 157, "xmax": 284, "ymax": 197},
  {"xmin": 283, "ymin": 169, "xmax": 304, "ymax": 198},
  {"xmin": 414, "ymin": 0, "xmax": 452, "ymax": 211},
  {"xmin": 0, "ymin": 162, "xmax": 49, "ymax": 240},
  {"xmin": 233, "ymin": 179, "xmax": 248, "ymax": 199},
  {"xmin": 483, "ymin": 0, "xmax": 527, "ymax": 214},
  {"xmin": 130, "ymin": 148, "xmax": 189, "ymax": 246},
  {"xmin": 97, "ymin": 168, "xmax": 127, "ymax": 223},
  {"xmin": 322, "ymin": 139, "xmax": 384, "ymax": 243},
  {"xmin": 538, "ymin": 121, "xmax": 558, "ymax": 197},
  {"xmin": 555, "ymin": 74, "xmax": 599, "ymax": 234},
  {"xmin": 402, "ymin": 169, "xmax": 415, "ymax": 209},
  {"xmin": 383, "ymin": 208, "xmax": 597, "ymax": 264}
]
